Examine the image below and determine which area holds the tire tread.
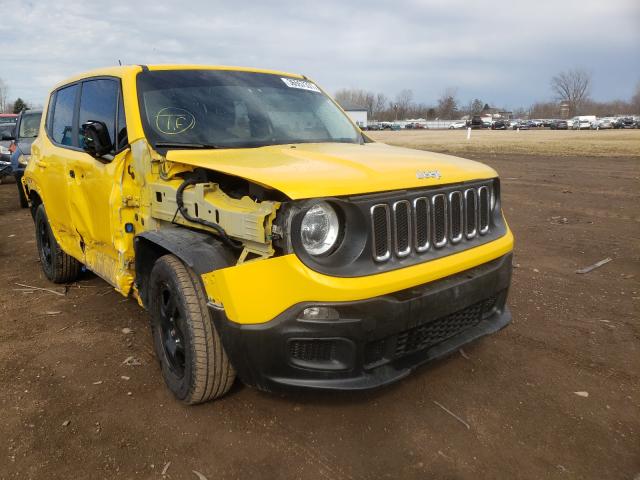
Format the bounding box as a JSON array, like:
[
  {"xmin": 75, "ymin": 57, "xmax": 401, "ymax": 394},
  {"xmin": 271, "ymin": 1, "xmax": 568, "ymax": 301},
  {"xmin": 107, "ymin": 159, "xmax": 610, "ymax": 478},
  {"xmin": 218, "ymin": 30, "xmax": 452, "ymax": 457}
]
[
  {"xmin": 152, "ymin": 255, "xmax": 235, "ymax": 404},
  {"xmin": 35, "ymin": 205, "xmax": 81, "ymax": 284}
]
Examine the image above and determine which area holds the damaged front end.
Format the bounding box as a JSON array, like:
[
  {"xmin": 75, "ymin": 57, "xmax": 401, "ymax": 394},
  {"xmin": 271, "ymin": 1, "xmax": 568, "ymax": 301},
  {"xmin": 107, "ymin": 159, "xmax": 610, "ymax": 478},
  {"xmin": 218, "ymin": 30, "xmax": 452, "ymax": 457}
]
[{"xmin": 149, "ymin": 169, "xmax": 282, "ymax": 262}]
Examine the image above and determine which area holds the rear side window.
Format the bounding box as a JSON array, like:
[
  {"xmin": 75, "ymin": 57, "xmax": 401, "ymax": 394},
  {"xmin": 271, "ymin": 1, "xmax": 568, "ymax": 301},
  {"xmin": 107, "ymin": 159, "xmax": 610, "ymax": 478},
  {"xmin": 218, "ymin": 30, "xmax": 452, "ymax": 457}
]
[
  {"xmin": 78, "ymin": 79, "xmax": 118, "ymax": 149},
  {"xmin": 45, "ymin": 94, "xmax": 55, "ymax": 134},
  {"xmin": 51, "ymin": 84, "xmax": 78, "ymax": 146}
]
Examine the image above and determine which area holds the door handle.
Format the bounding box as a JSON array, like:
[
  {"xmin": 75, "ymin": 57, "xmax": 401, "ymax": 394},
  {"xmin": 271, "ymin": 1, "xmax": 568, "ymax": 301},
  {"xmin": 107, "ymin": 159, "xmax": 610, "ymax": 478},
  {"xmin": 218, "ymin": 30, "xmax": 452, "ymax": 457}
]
[
  {"xmin": 69, "ymin": 170, "xmax": 75, "ymax": 178},
  {"xmin": 36, "ymin": 160, "xmax": 48, "ymax": 168}
]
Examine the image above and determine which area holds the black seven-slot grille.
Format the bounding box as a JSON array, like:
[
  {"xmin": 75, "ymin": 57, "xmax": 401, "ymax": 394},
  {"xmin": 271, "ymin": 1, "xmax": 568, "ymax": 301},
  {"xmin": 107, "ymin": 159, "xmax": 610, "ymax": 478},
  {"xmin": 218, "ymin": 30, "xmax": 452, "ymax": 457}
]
[{"xmin": 370, "ymin": 184, "xmax": 492, "ymax": 262}]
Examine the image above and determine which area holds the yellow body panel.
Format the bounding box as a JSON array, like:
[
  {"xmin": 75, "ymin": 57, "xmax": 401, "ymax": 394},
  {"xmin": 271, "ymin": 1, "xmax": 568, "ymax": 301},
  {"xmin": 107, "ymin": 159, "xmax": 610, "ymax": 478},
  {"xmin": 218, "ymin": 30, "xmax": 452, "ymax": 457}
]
[
  {"xmin": 202, "ymin": 230, "xmax": 513, "ymax": 324},
  {"xmin": 24, "ymin": 64, "xmax": 514, "ymax": 322},
  {"xmin": 166, "ymin": 143, "xmax": 497, "ymax": 199}
]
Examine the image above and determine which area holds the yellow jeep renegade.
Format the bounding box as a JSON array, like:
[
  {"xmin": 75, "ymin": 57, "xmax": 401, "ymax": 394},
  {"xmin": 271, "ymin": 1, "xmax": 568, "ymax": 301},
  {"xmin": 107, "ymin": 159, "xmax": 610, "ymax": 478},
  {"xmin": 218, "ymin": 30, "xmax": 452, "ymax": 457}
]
[{"xmin": 23, "ymin": 65, "xmax": 513, "ymax": 404}]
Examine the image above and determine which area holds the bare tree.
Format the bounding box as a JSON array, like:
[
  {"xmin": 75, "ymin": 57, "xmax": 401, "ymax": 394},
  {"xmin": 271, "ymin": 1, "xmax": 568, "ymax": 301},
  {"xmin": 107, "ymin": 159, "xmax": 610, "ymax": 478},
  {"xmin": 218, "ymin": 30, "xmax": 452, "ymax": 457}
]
[
  {"xmin": 334, "ymin": 88, "xmax": 377, "ymax": 118},
  {"xmin": 0, "ymin": 78, "xmax": 8, "ymax": 113},
  {"xmin": 529, "ymin": 102, "xmax": 560, "ymax": 119},
  {"xmin": 551, "ymin": 68, "xmax": 591, "ymax": 115},
  {"xmin": 394, "ymin": 89, "xmax": 413, "ymax": 120},
  {"xmin": 437, "ymin": 88, "xmax": 459, "ymax": 119},
  {"xmin": 632, "ymin": 81, "xmax": 640, "ymax": 113},
  {"xmin": 372, "ymin": 93, "xmax": 388, "ymax": 120},
  {"xmin": 461, "ymin": 98, "xmax": 483, "ymax": 116}
]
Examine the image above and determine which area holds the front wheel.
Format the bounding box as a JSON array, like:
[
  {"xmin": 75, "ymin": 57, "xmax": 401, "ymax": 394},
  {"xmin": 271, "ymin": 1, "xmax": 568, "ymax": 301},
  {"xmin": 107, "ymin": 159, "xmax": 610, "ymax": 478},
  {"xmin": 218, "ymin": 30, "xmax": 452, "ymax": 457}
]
[
  {"xmin": 149, "ymin": 254, "xmax": 236, "ymax": 404},
  {"xmin": 35, "ymin": 205, "xmax": 81, "ymax": 283}
]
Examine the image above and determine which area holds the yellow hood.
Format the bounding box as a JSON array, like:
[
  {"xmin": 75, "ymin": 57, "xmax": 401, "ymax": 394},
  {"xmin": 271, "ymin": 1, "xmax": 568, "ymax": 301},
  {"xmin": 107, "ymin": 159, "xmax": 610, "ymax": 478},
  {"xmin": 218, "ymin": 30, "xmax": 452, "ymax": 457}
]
[{"xmin": 165, "ymin": 142, "xmax": 497, "ymax": 199}]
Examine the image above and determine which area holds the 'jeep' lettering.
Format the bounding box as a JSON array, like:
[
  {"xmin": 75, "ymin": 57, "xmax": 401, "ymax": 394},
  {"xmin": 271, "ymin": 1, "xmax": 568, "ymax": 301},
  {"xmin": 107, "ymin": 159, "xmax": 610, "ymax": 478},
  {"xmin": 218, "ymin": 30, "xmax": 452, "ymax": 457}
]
[{"xmin": 416, "ymin": 170, "xmax": 441, "ymax": 180}]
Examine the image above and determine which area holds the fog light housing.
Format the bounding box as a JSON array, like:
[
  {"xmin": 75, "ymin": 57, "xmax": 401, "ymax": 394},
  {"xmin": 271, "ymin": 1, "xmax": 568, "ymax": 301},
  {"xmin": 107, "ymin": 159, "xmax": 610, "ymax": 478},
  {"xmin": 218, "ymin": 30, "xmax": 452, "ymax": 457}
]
[{"xmin": 300, "ymin": 306, "xmax": 340, "ymax": 321}]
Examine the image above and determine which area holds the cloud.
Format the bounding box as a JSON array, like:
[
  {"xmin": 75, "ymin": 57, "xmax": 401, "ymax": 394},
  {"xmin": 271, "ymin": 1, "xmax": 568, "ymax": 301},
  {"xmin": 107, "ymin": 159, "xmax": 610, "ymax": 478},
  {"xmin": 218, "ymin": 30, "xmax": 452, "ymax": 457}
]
[{"xmin": 0, "ymin": 0, "xmax": 638, "ymax": 108}]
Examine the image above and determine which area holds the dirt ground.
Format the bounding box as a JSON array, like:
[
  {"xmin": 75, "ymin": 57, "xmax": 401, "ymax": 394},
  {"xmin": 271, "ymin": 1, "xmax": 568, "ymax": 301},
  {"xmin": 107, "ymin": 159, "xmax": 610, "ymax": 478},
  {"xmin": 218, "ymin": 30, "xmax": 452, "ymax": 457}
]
[{"xmin": 0, "ymin": 131, "xmax": 639, "ymax": 479}]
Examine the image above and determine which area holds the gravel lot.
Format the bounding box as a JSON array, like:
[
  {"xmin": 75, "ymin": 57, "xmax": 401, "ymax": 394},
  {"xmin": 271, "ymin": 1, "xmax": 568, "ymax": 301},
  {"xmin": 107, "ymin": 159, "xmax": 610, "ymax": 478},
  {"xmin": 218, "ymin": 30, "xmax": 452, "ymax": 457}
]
[{"xmin": 0, "ymin": 131, "xmax": 638, "ymax": 479}]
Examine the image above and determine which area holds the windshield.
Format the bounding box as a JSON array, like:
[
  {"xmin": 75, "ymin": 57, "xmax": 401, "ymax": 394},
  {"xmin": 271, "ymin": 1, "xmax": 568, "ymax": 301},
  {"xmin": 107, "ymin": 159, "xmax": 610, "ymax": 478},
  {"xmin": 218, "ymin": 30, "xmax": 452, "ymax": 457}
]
[
  {"xmin": 137, "ymin": 70, "xmax": 361, "ymax": 149},
  {"xmin": 0, "ymin": 125, "xmax": 14, "ymax": 139},
  {"xmin": 19, "ymin": 112, "xmax": 42, "ymax": 138}
]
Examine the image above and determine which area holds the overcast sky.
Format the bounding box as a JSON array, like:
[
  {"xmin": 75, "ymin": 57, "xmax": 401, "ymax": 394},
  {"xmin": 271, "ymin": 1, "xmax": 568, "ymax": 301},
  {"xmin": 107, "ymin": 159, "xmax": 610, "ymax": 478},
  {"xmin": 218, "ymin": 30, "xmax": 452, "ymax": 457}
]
[{"xmin": 1, "ymin": 0, "xmax": 638, "ymax": 109}]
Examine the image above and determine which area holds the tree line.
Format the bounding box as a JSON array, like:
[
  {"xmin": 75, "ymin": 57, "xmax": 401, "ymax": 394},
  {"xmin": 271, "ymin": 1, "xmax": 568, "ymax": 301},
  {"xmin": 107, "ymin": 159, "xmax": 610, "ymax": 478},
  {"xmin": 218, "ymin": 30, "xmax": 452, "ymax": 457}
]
[
  {"xmin": 0, "ymin": 77, "xmax": 30, "ymax": 114},
  {"xmin": 2, "ymin": 68, "xmax": 639, "ymax": 119},
  {"xmin": 335, "ymin": 68, "xmax": 640, "ymax": 121}
]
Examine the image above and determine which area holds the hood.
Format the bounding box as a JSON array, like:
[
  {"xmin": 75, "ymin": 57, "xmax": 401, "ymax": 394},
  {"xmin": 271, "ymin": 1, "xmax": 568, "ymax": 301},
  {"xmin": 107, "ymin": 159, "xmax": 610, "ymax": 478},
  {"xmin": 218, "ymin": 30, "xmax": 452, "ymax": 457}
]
[{"xmin": 165, "ymin": 142, "xmax": 497, "ymax": 200}]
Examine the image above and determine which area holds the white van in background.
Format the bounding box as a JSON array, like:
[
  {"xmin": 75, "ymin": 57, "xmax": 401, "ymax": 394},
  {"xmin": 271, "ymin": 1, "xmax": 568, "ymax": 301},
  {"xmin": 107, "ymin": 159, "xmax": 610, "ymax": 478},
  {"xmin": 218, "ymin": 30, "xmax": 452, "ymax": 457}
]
[{"xmin": 572, "ymin": 116, "xmax": 596, "ymax": 130}]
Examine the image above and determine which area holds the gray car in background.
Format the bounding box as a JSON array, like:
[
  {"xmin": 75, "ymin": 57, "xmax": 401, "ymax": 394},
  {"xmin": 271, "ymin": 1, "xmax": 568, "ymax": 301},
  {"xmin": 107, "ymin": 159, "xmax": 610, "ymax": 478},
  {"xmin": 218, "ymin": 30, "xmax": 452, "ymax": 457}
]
[{"xmin": 10, "ymin": 109, "xmax": 42, "ymax": 207}]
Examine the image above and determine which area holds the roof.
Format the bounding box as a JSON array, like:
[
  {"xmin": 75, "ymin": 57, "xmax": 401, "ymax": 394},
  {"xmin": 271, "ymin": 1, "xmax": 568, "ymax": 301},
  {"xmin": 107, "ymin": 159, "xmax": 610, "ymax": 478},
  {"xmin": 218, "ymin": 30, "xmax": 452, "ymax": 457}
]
[
  {"xmin": 51, "ymin": 64, "xmax": 305, "ymax": 92},
  {"xmin": 339, "ymin": 101, "xmax": 368, "ymax": 112}
]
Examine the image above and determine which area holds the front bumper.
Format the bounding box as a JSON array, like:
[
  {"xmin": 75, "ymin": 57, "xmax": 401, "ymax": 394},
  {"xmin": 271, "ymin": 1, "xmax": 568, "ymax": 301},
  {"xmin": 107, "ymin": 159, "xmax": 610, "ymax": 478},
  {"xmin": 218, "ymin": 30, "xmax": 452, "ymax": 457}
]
[{"xmin": 211, "ymin": 252, "xmax": 512, "ymax": 392}]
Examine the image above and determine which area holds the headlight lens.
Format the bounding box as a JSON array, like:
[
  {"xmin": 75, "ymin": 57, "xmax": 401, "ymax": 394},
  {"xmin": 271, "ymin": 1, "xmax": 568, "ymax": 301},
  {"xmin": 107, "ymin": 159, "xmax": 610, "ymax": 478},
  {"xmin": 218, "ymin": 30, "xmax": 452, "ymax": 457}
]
[
  {"xmin": 300, "ymin": 201, "xmax": 340, "ymax": 256},
  {"xmin": 0, "ymin": 145, "xmax": 9, "ymax": 155},
  {"xmin": 18, "ymin": 154, "xmax": 31, "ymax": 166}
]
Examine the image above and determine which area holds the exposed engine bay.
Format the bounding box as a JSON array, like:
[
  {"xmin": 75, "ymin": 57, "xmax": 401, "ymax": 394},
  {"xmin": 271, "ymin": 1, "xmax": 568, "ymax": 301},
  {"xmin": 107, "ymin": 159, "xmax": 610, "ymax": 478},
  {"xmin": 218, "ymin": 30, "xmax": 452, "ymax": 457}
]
[{"xmin": 149, "ymin": 168, "xmax": 286, "ymax": 263}]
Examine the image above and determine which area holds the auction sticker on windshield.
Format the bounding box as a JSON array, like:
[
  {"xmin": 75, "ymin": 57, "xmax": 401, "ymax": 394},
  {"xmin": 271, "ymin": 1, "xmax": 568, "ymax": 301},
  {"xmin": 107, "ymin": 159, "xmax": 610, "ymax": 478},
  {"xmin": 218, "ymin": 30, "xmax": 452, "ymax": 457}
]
[{"xmin": 281, "ymin": 78, "xmax": 321, "ymax": 93}]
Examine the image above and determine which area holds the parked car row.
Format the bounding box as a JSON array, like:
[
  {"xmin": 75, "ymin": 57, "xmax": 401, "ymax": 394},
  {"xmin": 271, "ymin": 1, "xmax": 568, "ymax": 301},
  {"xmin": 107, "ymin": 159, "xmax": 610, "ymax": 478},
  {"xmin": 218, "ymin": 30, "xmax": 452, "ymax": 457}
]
[
  {"xmin": 364, "ymin": 115, "xmax": 639, "ymax": 132},
  {"xmin": 362, "ymin": 122, "xmax": 406, "ymax": 131},
  {"xmin": 404, "ymin": 122, "xmax": 427, "ymax": 129},
  {"xmin": 0, "ymin": 109, "xmax": 43, "ymax": 206},
  {"xmin": 0, "ymin": 114, "xmax": 18, "ymax": 183},
  {"xmin": 588, "ymin": 116, "xmax": 638, "ymax": 129}
]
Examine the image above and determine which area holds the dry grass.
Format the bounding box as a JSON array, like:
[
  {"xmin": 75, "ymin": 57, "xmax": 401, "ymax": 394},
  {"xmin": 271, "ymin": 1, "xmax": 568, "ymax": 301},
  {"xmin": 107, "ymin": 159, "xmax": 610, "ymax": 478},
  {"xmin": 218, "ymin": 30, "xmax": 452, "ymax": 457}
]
[{"xmin": 368, "ymin": 129, "xmax": 640, "ymax": 157}]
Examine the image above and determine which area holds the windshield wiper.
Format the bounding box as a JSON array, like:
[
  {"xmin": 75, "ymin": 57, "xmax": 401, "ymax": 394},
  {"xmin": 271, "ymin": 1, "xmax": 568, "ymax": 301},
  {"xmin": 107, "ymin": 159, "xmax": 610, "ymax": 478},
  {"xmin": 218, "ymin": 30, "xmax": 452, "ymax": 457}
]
[{"xmin": 154, "ymin": 142, "xmax": 222, "ymax": 150}]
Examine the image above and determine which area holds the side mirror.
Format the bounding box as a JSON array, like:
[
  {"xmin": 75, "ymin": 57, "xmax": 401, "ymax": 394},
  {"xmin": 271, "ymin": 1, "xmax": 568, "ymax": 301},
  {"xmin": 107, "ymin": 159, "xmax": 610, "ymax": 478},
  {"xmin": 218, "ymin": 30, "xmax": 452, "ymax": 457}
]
[{"xmin": 81, "ymin": 121, "xmax": 113, "ymax": 158}]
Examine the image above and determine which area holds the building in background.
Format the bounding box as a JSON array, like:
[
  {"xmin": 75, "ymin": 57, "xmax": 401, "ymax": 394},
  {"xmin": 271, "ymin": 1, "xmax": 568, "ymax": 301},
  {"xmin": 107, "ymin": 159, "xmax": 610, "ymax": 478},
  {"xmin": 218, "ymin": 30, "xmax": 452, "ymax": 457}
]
[
  {"xmin": 481, "ymin": 104, "xmax": 513, "ymax": 120},
  {"xmin": 339, "ymin": 102, "xmax": 368, "ymax": 128}
]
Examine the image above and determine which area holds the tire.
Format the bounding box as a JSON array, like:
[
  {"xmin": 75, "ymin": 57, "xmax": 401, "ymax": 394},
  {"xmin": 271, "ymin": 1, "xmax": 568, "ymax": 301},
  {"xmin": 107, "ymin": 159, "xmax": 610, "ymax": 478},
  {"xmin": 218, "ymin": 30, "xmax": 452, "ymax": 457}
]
[
  {"xmin": 149, "ymin": 254, "xmax": 235, "ymax": 404},
  {"xmin": 17, "ymin": 182, "xmax": 28, "ymax": 208},
  {"xmin": 35, "ymin": 205, "xmax": 81, "ymax": 283}
]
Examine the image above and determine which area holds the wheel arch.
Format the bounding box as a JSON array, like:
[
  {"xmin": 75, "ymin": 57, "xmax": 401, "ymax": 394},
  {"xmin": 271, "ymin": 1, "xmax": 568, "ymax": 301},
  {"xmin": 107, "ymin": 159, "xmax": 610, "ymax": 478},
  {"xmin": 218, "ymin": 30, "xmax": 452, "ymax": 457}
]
[
  {"xmin": 134, "ymin": 228, "xmax": 236, "ymax": 307},
  {"xmin": 28, "ymin": 188, "xmax": 43, "ymax": 220}
]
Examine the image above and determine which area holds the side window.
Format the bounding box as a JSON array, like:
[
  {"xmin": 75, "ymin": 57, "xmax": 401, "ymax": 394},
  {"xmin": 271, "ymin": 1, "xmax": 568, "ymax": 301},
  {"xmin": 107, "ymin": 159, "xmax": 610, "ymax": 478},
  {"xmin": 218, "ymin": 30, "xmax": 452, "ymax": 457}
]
[
  {"xmin": 78, "ymin": 79, "xmax": 118, "ymax": 150},
  {"xmin": 51, "ymin": 85, "xmax": 78, "ymax": 146},
  {"xmin": 45, "ymin": 93, "xmax": 56, "ymax": 134},
  {"xmin": 116, "ymin": 91, "xmax": 128, "ymax": 150}
]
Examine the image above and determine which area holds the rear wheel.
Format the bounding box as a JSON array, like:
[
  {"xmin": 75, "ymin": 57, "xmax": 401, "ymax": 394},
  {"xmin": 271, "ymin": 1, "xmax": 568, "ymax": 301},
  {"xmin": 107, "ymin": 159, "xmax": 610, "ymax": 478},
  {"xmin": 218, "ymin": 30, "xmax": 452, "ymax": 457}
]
[
  {"xmin": 149, "ymin": 254, "xmax": 235, "ymax": 404},
  {"xmin": 35, "ymin": 205, "xmax": 81, "ymax": 283}
]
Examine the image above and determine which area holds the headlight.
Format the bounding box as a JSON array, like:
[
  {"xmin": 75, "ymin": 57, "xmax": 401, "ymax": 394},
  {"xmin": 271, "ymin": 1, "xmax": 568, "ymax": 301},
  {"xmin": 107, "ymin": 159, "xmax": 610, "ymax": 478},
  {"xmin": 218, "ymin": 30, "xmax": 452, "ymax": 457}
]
[
  {"xmin": 0, "ymin": 145, "xmax": 9, "ymax": 155},
  {"xmin": 300, "ymin": 201, "xmax": 340, "ymax": 256},
  {"xmin": 18, "ymin": 154, "xmax": 31, "ymax": 166}
]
